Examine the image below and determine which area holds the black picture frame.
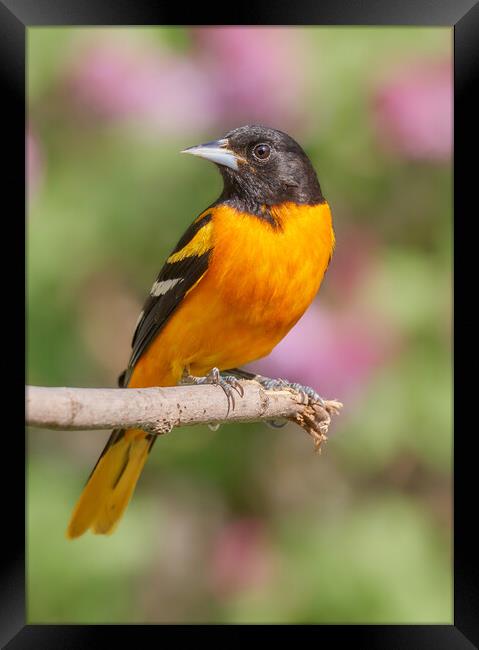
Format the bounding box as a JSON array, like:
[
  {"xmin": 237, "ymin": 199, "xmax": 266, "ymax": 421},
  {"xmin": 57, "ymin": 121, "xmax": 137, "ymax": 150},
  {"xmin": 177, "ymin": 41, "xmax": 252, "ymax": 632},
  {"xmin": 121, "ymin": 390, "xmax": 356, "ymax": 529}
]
[{"xmin": 4, "ymin": 0, "xmax": 475, "ymax": 646}]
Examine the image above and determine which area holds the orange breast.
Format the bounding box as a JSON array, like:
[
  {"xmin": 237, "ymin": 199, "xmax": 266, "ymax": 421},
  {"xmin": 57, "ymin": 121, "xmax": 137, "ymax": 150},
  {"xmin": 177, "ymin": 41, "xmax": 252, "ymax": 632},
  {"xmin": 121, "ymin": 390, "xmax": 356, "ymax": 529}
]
[
  {"xmin": 209, "ymin": 202, "xmax": 334, "ymax": 331},
  {"xmin": 129, "ymin": 202, "xmax": 334, "ymax": 387}
]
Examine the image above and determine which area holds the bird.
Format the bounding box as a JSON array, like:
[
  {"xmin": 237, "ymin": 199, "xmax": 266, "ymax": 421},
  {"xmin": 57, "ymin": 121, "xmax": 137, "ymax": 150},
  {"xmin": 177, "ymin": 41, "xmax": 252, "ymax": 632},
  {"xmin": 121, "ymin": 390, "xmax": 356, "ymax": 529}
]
[{"xmin": 66, "ymin": 124, "xmax": 335, "ymax": 539}]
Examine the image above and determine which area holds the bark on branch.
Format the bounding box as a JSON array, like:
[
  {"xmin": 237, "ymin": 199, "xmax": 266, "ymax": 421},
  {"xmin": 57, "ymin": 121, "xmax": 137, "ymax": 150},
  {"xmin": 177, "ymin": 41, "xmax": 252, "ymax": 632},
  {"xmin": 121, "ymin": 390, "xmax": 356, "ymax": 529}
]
[{"xmin": 25, "ymin": 383, "xmax": 343, "ymax": 452}]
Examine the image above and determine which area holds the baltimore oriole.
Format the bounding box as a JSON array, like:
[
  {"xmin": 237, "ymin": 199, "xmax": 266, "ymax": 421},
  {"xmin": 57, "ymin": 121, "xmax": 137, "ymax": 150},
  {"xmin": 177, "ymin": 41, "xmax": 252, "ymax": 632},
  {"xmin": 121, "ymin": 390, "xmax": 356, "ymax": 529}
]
[{"xmin": 67, "ymin": 125, "xmax": 335, "ymax": 539}]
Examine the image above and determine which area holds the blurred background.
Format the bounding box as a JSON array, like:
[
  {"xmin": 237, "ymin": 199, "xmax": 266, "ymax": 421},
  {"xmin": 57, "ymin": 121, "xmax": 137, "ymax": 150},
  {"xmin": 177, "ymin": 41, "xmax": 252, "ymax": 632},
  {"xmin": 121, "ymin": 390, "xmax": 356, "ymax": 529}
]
[{"xmin": 27, "ymin": 27, "xmax": 452, "ymax": 624}]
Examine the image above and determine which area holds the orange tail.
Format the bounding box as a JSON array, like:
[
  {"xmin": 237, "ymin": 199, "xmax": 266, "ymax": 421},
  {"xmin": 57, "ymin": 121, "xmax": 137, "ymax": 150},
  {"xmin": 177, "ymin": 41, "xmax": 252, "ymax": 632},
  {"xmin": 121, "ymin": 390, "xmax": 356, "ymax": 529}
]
[{"xmin": 66, "ymin": 428, "xmax": 155, "ymax": 539}]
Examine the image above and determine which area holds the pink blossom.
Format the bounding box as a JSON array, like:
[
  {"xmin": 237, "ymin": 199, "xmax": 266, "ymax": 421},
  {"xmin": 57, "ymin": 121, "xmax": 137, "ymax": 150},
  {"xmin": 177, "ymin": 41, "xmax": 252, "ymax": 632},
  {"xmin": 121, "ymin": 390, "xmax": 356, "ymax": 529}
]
[
  {"xmin": 372, "ymin": 59, "xmax": 452, "ymax": 161},
  {"xmin": 250, "ymin": 302, "xmax": 394, "ymax": 402},
  {"xmin": 68, "ymin": 38, "xmax": 216, "ymax": 133},
  {"xmin": 191, "ymin": 27, "xmax": 306, "ymax": 130},
  {"xmin": 67, "ymin": 29, "xmax": 306, "ymax": 135},
  {"xmin": 210, "ymin": 519, "xmax": 275, "ymax": 596}
]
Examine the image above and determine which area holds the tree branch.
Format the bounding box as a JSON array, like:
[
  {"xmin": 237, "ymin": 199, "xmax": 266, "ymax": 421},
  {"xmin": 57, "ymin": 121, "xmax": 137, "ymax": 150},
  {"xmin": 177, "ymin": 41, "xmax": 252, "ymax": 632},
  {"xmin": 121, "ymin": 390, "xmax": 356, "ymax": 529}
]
[{"xmin": 25, "ymin": 382, "xmax": 343, "ymax": 452}]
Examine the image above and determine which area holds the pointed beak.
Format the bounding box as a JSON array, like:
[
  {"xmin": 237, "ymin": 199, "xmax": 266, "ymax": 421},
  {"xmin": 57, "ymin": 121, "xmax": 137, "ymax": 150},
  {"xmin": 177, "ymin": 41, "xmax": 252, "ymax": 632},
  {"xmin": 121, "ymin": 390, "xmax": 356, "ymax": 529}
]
[{"xmin": 181, "ymin": 138, "xmax": 240, "ymax": 171}]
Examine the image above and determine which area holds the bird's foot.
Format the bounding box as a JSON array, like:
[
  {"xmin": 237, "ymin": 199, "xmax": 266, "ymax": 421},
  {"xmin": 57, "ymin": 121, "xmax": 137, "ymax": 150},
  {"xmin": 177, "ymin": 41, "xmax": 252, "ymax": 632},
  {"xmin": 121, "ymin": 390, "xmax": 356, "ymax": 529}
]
[
  {"xmin": 181, "ymin": 367, "xmax": 244, "ymax": 417},
  {"xmin": 223, "ymin": 368, "xmax": 324, "ymax": 430},
  {"xmin": 256, "ymin": 375, "xmax": 325, "ymax": 407}
]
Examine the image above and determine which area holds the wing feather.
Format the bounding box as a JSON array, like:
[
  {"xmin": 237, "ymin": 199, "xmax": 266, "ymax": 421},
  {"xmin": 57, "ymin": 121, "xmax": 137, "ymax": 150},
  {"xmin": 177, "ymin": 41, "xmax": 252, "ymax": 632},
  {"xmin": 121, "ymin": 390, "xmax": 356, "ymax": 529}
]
[{"xmin": 119, "ymin": 213, "xmax": 213, "ymax": 386}]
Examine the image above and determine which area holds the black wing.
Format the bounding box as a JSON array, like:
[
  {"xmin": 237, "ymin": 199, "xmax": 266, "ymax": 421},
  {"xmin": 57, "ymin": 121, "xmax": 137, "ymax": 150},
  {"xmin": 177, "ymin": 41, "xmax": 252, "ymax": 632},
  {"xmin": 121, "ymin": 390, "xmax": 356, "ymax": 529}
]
[{"xmin": 119, "ymin": 213, "xmax": 213, "ymax": 387}]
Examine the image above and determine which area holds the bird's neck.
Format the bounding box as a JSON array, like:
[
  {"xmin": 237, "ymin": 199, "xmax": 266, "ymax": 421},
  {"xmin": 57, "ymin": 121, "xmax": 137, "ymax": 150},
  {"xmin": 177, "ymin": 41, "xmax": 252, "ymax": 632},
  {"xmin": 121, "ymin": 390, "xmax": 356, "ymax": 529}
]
[{"xmin": 216, "ymin": 166, "xmax": 325, "ymax": 218}]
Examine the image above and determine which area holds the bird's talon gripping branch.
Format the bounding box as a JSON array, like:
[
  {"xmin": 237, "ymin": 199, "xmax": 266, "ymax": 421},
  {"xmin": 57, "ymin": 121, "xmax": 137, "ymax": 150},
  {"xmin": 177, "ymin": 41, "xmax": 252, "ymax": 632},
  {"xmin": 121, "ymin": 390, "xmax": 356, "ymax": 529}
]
[
  {"xmin": 221, "ymin": 373, "xmax": 245, "ymax": 398},
  {"xmin": 181, "ymin": 367, "xmax": 244, "ymax": 416},
  {"xmin": 255, "ymin": 375, "xmax": 325, "ymax": 407},
  {"xmin": 289, "ymin": 382, "xmax": 325, "ymax": 407}
]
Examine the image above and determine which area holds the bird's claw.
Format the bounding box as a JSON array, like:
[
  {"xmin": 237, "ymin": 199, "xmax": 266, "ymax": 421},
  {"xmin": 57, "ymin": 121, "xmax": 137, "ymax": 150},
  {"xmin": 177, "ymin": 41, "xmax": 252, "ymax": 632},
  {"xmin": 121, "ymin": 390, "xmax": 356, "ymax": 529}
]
[
  {"xmin": 221, "ymin": 373, "xmax": 245, "ymax": 398},
  {"xmin": 289, "ymin": 382, "xmax": 325, "ymax": 407},
  {"xmin": 258, "ymin": 377, "xmax": 325, "ymax": 407},
  {"xmin": 182, "ymin": 367, "xmax": 245, "ymax": 416}
]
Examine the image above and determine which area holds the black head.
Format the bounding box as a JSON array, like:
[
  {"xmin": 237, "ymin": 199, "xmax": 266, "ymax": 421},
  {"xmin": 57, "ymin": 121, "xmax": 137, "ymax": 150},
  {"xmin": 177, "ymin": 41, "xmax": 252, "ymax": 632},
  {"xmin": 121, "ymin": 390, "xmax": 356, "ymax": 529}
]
[{"xmin": 182, "ymin": 125, "xmax": 324, "ymax": 214}]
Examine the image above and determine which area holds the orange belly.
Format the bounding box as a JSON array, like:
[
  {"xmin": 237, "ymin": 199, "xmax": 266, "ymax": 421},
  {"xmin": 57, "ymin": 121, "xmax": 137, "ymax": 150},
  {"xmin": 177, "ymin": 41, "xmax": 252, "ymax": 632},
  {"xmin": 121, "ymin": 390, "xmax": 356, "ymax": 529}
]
[{"xmin": 129, "ymin": 201, "xmax": 334, "ymax": 388}]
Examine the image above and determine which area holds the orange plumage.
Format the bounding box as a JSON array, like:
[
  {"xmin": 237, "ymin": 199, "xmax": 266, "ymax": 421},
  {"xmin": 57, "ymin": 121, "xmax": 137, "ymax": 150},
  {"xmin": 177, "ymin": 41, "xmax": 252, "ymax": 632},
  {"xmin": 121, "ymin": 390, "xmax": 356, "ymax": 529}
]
[
  {"xmin": 66, "ymin": 125, "xmax": 335, "ymax": 539},
  {"xmin": 130, "ymin": 202, "xmax": 334, "ymax": 388}
]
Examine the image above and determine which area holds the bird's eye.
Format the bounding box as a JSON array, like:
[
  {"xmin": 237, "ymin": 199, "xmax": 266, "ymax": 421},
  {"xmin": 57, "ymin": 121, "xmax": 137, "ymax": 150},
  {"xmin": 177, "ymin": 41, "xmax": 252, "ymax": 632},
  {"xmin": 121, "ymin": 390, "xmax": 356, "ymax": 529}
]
[{"xmin": 252, "ymin": 143, "xmax": 271, "ymax": 161}]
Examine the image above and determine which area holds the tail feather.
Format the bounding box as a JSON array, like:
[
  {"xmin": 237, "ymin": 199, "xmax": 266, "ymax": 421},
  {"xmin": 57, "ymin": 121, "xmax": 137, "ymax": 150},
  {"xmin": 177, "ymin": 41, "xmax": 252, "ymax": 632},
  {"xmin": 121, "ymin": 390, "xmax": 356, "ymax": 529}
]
[
  {"xmin": 92, "ymin": 435, "xmax": 154, "ymax": 535},
  {"xmin": 66, "ymin": 428, "xmax": 155, "ymax": 539}
]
